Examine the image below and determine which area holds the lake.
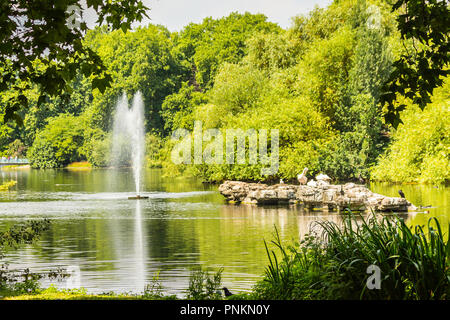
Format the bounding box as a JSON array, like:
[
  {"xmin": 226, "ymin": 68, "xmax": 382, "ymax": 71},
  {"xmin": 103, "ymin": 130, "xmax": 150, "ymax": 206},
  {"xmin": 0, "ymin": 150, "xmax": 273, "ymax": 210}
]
[{"xmin": 0, "ymin": 168, "xmax": 448, "ymax": 296}]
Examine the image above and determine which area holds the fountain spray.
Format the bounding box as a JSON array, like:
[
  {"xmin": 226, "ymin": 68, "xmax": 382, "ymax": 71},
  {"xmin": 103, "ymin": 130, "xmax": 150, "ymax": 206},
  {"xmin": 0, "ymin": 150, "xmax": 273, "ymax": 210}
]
[{"xmin": 111, "ymin": 91, "xmax": 148, "ymax": 199}]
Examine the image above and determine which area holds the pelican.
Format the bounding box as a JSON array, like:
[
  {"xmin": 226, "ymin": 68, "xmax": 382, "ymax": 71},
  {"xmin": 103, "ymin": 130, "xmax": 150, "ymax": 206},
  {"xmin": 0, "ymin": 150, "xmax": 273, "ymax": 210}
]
[
  {"xmin": 316, "ymin": 173, "xmax": 331, "ymax": 182},
  {"xmin": 297, "ymin": 168, "xmax": 308, "ymax": 185},
  {"xmin": 307, "ymin": 180, "xmax": 318, "ymax": 187}
]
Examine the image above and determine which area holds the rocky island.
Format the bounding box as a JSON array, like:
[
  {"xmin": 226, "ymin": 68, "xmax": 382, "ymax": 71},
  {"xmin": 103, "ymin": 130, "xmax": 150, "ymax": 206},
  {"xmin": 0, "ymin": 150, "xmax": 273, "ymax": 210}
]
[{"xmin": 219, "ymin": 180, "xmax": 416, "ymax": 212}]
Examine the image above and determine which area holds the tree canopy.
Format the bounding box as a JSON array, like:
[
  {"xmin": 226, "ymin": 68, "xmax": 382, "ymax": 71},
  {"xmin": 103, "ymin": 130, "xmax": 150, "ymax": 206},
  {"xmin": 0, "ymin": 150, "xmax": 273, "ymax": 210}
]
[
  {"xmin": 0, "ymin": 0, "xmax": 149, "ymax": 124},
  {"xmin": 380, "ymin": 0, "xmax": 449, "ymax": 128}
]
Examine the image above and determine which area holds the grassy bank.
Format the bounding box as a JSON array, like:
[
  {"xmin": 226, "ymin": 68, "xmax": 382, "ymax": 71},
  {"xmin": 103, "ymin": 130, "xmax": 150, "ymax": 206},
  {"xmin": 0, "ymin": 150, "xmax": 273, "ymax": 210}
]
[
  {"xmin": 66, "ymin": 161, "xmax": 92, "ymax": 171},
  {"xmin": 2, "ymin": 286, "xmax": 177, "ymax": 300}
]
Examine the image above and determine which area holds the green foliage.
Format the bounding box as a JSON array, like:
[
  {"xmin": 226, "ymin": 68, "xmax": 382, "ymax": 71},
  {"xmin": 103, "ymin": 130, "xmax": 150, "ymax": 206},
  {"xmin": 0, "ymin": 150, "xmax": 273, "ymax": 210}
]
[
  {"xmin": 0, "ymin": 219, "xmax": 51, "ymax": 296},
  {"xmin": 3, "ymin": 285, "xmax": 179, "ymax": 300},
  {"xmin": 254, "ymin": 213, "xmax": 450, "ymax": 300},
  {"xmin": 0, "ymin": 0, "xmax": 149, "ymax": 125},
  {"xmin": 161, "ymin": 1, "xmax": 403, "ymax": 182},
  {"xmin": 5, "ymin": 139, "xmax": 27, "ymax": 158},
  {"xmin": 0, "ymin": 2, "xmax": 447, "ymax": 184},
  {"xmin": 142, "ymin": 271, "xmax": 164, "ymax": 299},
  {"xmin": 27, "ymin": 114, "xmax": 86, "ymax": 168},
  {"xmin": 160, "ymin": 82, "xmax": 206, "ymax": 133},
  {"xmin": 372, "ymin": 81, "xmax": 450, "ymax": 184},
  {"xmin": 0, "ymin": 181, "xmax": 17, "ymax": 192},
  {"xmin": 145, "ymin": 133, "xmax": 164, "ymax": 168},
  {"xmin": 79, "ymin": 128, "xmax": 110, "ymax": 167},
  {"xmin": 381, "ymin": 0, "xmax": 450, "ymax": 128},
  {"xmin": 187, "ymin": 267, "xmax": 224, "ymax": 300},
  {"xmin": 85, "ymin": 25, "xmax": 188, "ymax": 131},
  {"xmin": 209, "ymin": 63, "xmax": 266, "ymax": 116},
  {"xmin": 176, "ymin": 12, "xmax": 281, "ymax": 90},
  {"xmin": 245, "ymin": 32, "xmax": 299, "ymax": 72},
  {"xmin": 296, "ymin": 25, "xmax": 356, "ymax": 122}
]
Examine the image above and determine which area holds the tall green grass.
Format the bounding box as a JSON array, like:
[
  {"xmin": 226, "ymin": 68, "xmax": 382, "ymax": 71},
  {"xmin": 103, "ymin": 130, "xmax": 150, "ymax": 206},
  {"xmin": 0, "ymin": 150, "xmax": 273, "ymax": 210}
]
[{"xmin": 255, "ymin": 213, "xmax": 450, "ymax": 300}]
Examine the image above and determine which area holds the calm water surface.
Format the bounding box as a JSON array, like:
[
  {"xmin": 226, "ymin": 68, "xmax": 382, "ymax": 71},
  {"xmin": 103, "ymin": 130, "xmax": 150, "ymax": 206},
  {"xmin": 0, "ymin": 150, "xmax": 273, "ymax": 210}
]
[{"xmin": 0, "ymin": 168, "xmax": 448, "ymax": 296}]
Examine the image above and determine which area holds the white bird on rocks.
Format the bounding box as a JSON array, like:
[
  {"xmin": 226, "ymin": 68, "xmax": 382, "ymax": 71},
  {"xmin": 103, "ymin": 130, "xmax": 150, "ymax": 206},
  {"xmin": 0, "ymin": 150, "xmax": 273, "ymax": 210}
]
[
  {"xmin": 316, "ymin": 173, "xmax": 331, "ymax": 182},
  {"xmin": 307, "ymin": 180, "xmax": 318, "ymax": 187},
  {"xmin": 297, "ymin": 168, "xmax": 308, "ymax": 185},
  {"xmin": 315, "ymin": 173, "xmax": 331, "ymax": 186}
]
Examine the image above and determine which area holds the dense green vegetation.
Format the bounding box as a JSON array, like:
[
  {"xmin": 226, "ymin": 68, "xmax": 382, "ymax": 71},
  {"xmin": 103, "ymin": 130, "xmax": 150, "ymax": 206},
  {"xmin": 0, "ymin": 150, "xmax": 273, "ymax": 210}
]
[
  {"xmin": 2, "ymin": 286, "xmax": 177, "ymax": 300},
  {"xmin": 0, "ymin": 0, "xmax": 149, "ymax": 124},
  {"xmin": 372, "ymin": 81, "xmax": 450, "ymax": 184},
  {"xmin": 0, "ymin": 0, "xmax": 448, "ymax": 184},
  {"xmin": 254, "ymin": 214, "xmax": 450, "ymax": 300},
  {"xmin": 380, "ymin": 0, "xmax": 449, "ymax": 128}
]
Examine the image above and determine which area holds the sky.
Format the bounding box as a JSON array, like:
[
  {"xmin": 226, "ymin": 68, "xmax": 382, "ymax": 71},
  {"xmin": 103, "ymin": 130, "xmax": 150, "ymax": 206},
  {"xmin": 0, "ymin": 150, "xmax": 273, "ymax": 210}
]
[{"xmin": 84, "ymin": 0, "xmax": 333, "ymax": 31}]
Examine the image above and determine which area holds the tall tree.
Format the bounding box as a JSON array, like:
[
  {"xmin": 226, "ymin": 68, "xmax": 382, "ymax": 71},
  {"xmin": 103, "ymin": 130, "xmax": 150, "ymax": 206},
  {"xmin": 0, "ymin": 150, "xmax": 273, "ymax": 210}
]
[
  {"xmin": 381, "ymin": 0, "xmax": 449, "ymax": 128},
  {"xmin": 0, "ymin": 0, "xmax": 149, "ymax": 125}
]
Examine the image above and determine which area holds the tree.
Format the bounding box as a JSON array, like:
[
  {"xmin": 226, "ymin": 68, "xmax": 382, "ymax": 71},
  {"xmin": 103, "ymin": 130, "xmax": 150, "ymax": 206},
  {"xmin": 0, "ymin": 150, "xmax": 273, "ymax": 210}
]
[
  {"xmin": 372, "ymin": 79, "xmax": 450, "ymax": 184},
  {"xmin": 381, "ymin": 0, "xmax": 449, "ymax": 128},
  {"xmin": 0, "ymin": 0, "xmax": 149, "ymax": 125},
  {"xmin": 83, "ymin": 25, "xmax": 188, "ymax": 132},
  {"xmin": 27, "ymin": 114, "xmax": 86, "ymax": 168},
  {"xmin": 175, "ymin": 12, "xmax": 280, "ymax": 90}
]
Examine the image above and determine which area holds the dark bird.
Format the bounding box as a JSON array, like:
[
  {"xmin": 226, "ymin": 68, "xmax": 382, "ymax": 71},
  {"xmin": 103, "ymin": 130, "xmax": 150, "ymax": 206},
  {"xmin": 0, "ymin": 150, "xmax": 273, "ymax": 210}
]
[
  {"xmin": 222, "ymin": 287, "xmax": 233, "ymax": 297},
  {"xmin": 398, "ymin": 190, "xmax": 406, "ymax": 198},
  {"xmin": 358, "ymin": 173, "xmax": 366, "ymax": 185}
]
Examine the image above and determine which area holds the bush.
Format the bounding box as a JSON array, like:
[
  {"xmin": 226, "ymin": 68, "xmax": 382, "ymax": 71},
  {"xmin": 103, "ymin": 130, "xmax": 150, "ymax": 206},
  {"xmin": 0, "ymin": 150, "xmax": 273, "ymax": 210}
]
[
  {"xmin": 80, "ymin": 131, "xmax": 111, "ymax": 167},
  {"xmin": 187, "ymin": 267, "xmax": 224, "ymax": 300},
  {"xmin": 145, "ymin": 133, "xmax": 164, "ymax": 168},
  {"xmin": 0, "ymin": 180, "xmax": 17, "ymax": 191},
  {"xmin": 6, "ymin": 139, "xmax": 27, "ymax": 158},
  {"xmin": 27, "ymin": 114, "xmax": 86, "ymax": 168},
  {"xmin": 371, "ymin": 83, "xmax": 450, "ymax": 184}
]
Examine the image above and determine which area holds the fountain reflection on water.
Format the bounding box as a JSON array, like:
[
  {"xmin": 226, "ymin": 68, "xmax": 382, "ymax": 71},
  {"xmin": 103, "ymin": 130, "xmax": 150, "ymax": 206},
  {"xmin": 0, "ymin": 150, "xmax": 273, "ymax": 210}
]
[{"xmin": 134, "ymin": 200, "xmax": 146, "ymax": 292}]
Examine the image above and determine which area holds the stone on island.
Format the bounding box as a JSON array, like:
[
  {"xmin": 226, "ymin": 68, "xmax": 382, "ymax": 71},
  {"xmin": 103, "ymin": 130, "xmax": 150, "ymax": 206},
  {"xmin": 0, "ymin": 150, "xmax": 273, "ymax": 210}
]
[{"xmin": 218, "ymin": 181, "xmax": 415, "ymax": 212}]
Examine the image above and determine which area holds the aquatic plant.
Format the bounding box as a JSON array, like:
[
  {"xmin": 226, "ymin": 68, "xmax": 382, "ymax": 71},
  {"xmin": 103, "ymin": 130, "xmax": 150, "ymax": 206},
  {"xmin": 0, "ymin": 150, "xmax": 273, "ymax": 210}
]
[
  {"xmin": 255, "ymin": 213, "xmax": 450, "ymax": 300},
  {"xmin": 0, "ymin": 180, "xmax": 17, "ymax": 191}
]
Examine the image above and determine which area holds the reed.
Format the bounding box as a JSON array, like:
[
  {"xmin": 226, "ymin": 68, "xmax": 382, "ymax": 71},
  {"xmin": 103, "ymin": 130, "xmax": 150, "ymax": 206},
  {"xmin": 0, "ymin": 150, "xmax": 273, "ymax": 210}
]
[{"xmin": 255, "ymin": 212, "xmax": 450, "ymax": 300}]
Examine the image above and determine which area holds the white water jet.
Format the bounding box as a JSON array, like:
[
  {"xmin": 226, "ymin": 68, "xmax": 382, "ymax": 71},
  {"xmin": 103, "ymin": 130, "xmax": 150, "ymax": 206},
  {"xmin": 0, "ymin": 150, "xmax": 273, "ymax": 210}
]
[{"xmin": 111, "ymin": 92, "xmax": 146, "ymax": 196}]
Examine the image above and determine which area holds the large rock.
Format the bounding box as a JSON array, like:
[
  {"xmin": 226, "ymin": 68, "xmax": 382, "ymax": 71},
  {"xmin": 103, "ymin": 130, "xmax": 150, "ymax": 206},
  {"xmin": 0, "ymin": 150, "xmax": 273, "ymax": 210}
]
[{"xmin": 218, "ymin": 181, "xmax": 412, "ymax": 212}]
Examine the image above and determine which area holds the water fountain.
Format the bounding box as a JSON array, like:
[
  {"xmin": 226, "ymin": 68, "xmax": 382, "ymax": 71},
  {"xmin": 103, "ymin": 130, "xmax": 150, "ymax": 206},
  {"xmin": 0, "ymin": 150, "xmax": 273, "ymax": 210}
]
[{"xmin": 111, "ymin": 91, "xmax": 148, "ymax": 200}]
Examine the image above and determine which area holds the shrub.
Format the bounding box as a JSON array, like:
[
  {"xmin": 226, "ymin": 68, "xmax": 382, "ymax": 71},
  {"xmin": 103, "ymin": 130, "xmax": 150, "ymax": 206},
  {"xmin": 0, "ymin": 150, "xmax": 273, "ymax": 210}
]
[
  {"xmin": 371, "ymin": 85, "xmax": 450, "ymax": 184},
  {"xmin": 27, "ymin": 114, "xmax": 86, "ymax": 168},
  {"xmin": 187, "ymin": 267, "xmax": 224, "ymax": 300},
  {"xmin": 0, "ymin": 180, "xmax": 17, "ymax": 191}
]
